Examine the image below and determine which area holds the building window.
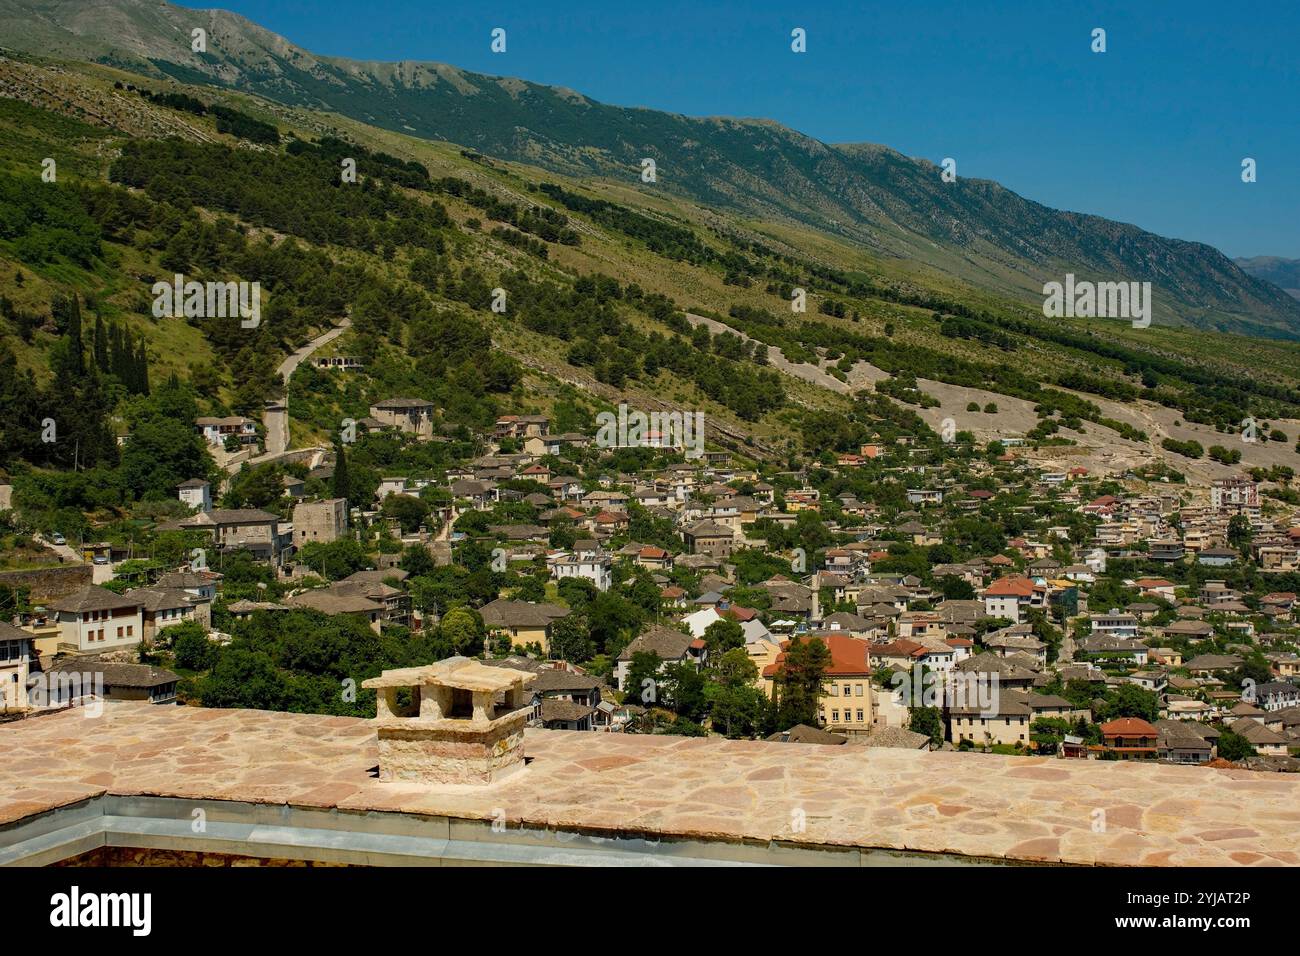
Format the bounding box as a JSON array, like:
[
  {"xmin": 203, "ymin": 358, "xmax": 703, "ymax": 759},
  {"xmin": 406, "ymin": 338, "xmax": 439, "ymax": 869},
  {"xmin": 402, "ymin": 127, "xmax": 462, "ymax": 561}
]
[
  {"xmin": 831, "ymin": 710, "xmax": 840, "ymax": 722},
  {"xmin": 856, "ymin": 709, "xmax": 864, "ymax": 722}
]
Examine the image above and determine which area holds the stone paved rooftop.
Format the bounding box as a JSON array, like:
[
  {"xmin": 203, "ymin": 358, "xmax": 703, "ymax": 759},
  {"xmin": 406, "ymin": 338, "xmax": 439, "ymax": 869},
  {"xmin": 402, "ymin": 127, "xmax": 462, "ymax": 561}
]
[{"xmin": 3, "ymin": 703, "xmax": 1300, "ymax": 865}]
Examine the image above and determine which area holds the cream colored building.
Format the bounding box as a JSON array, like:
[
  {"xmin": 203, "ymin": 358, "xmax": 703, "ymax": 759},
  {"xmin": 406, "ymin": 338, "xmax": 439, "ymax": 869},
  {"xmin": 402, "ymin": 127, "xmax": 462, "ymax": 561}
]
[
  {"xmin": 478, "ymin": 599, "xmax": 570, "ymax": 653},
  {"xmin": 948, "ymin": 694, "xmax": 1033, "ymax": 747},
  {"xmin": 0, "ymin": 621, "xmax": 33, "ymax": 711},
  {"xmin": 47, "ymin": 586, "xmax": 144, "ymax": 654}
]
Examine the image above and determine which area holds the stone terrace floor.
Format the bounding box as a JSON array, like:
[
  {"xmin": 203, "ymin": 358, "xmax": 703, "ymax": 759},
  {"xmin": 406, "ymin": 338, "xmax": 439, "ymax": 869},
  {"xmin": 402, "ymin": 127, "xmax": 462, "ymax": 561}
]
[{"xmin": 3, "ymin": 703, "xmax": 1299, "ymax": 865}]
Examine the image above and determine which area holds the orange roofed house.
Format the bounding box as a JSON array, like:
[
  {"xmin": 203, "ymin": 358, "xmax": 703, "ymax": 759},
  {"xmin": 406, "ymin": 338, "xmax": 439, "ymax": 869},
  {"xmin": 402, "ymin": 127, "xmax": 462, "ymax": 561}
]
[
  {"xmin": 1095, "ymin": 717, "xmax": 1159, "ymax": 759},
  {"xmin": 763, "ymin": 634, "xmax": 874, "ymax": 737},
  {"xmin": 981, "ymin": 576, "xmax": 1046, "ymax": 624}
]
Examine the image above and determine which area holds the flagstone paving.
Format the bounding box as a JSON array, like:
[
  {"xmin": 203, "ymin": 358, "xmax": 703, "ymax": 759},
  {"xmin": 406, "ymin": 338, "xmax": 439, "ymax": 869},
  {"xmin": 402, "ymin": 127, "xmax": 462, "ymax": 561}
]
[{"xmin": 3, "ymin": 703, "xmax": 1299, "ymax": 865}]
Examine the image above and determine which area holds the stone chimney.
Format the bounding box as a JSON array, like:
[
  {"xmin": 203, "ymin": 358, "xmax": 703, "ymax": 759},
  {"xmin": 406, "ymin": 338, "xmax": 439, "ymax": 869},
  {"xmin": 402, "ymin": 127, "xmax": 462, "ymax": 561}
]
[
  {"xmin": 810, "ymin": 571, "xmax": 821, "ymax": 625},
  {"xmin": 362, "ymin": 657, "xmax": 535, "ymax": 786}
]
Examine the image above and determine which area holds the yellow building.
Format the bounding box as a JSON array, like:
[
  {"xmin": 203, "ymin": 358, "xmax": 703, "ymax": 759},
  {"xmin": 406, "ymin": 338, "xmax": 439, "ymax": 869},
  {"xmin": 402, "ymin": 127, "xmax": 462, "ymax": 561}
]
[{"xmin": 763, "ymin": 634, "xmax": 874, "ymax": 736}]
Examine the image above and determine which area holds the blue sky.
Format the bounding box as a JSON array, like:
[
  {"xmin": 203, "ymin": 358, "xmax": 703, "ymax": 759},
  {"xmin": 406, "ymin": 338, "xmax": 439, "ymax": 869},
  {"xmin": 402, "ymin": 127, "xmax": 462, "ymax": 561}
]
[{"xmin": 201, "ymin": 0, "xmax": 1299, "ymax": 258}]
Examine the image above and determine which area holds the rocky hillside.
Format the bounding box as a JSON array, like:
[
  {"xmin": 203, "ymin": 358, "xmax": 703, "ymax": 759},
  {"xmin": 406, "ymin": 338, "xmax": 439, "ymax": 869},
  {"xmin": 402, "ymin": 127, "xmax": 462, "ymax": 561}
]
[{"xmin": 1236, "ymin": 257, "xmax": 1300, "ymax": 300}]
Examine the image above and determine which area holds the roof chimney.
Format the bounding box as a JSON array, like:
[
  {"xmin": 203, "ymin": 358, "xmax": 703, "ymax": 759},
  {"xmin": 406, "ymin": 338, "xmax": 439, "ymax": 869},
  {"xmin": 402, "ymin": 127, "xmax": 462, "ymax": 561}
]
[{"xmin": 363, "ymin": 657, "xmax": 535, "ymax": 786}]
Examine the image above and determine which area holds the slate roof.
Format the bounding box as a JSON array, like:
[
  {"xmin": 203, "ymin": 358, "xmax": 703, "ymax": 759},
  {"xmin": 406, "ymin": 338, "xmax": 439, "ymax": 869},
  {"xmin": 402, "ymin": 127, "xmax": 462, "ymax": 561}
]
[
  {"xmin": 618, "ymin": 624, "xmax": 695, "ymax": 662},
  {"xmin": 47, "ymin": 657, "xmax": 179, "ymax": 689},
  {"xmin": 48, "ymin": 586, "xmax": 141, "ymax": 614},
  {"xmin": 479, "ymin": 599, "xmax": 569, "ymax": 629}
]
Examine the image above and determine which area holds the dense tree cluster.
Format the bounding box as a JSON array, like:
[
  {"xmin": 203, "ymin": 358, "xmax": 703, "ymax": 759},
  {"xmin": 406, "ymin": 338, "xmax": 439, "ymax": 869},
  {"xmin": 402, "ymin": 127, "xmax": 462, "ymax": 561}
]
[{"xmin": 110, "ymin": 140, "xmax": 450, "ymax": 252}]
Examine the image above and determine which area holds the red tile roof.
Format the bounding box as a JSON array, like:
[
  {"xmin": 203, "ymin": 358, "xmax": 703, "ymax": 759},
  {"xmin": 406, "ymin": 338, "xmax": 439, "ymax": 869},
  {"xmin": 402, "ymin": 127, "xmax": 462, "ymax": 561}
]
[
  {"xmin": 766, "ymin": 634, "xmax": 871, "ymax": 678},
  {"xmin": 1100, "ymin": 717, "xmax": 1158, "ymax": 737},
  {"xmin": 984, "ymin": 576, "xmax": 1042, "ymax": 597}
]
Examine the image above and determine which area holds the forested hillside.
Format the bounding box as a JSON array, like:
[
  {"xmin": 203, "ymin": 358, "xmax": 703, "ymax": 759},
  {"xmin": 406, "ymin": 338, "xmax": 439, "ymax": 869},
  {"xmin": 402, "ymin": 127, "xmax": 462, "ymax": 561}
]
[{"xmin": 4, "ymin": 50, "xmax": 1300, "ymax": 537}]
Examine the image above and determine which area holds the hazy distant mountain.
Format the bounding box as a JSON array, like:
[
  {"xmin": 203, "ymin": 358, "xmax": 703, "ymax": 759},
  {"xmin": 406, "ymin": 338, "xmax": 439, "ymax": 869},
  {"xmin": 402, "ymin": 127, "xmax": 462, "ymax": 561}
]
[
  {"xmin": 6, "ymin": 0, "xmax": 1300, "ymax": 337},
  {"xmin": 1235, "ymin": 257, "xmax": 1300, "ymax": 300}
]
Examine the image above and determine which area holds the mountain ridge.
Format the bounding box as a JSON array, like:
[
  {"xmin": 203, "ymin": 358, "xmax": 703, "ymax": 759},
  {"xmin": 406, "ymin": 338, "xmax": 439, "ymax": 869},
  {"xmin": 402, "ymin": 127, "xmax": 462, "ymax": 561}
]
[
  {"xmin": 1236, "ymin": 256, "xmax": 1300, "ymax": 300},
  {"xmin": 3, "ymin": 0, "xmax": 1299, "ymax": 337}
]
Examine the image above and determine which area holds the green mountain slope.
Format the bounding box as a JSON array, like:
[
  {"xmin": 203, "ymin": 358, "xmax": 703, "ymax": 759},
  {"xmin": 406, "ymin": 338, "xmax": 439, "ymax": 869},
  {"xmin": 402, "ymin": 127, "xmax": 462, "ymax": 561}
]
[
  {"xmin": 3, "ymin": 0, "xmax": 1298, "ymax": 338},
  {"xmin": 3, "ymin": 50, "xmax": 1300, "ymax": 498}
]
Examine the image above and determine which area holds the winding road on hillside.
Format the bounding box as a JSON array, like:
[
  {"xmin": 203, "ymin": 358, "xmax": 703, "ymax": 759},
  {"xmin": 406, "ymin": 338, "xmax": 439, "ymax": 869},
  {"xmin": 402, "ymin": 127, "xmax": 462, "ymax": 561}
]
[{"xmin": 262, "ymin": 318, "xmax": 352, "ymax": 456}]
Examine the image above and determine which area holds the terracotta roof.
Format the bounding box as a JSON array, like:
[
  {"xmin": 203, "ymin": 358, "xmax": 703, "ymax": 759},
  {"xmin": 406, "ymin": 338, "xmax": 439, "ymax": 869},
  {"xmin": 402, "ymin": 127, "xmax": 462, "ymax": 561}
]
[
  {"xmin": 767, "ymin": 634, "xmax": 871, "ymax": 679},
  {"xmin": 1100, "ymin": 717, "xmax": 1158, "ymax": 737},
  {"xmin": 984, "ymin": 576, "xmax": 1041, "ymax": 597}
]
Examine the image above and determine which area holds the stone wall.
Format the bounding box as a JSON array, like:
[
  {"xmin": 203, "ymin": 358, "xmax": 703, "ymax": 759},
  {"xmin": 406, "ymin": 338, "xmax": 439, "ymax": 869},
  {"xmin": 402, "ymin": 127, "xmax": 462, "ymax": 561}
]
[{"xmin": 0, "ymin": 564, "xmax": 92, "ymax": 602}]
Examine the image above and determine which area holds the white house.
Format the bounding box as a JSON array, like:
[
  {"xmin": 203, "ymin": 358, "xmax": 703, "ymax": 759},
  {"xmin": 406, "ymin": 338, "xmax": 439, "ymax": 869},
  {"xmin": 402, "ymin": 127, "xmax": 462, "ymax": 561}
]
[
  {"xmin": 981, "ymin": 577, "xmax": 1046, "ymax": 624},
  {"xmin": 549, "ymin": 549, "xmax": 613, "ymax": 592},
  {"xmin": 46, "ymin": 586, "xmax": 145, "ymax": 653},
  {"xmin": 682, "ymin": 604, "xmax": 772, "ymax": 646},
  {"xmin": 1089, "ymin": 609, "xmax": 1140, "ymax": 640},
  {"xmin": 177, "ymin": 478, "xmax": 211, "ymax": 513},
  {"xmin": 196, "ymin": 415, "xmax": 257, "ymax": 448}
]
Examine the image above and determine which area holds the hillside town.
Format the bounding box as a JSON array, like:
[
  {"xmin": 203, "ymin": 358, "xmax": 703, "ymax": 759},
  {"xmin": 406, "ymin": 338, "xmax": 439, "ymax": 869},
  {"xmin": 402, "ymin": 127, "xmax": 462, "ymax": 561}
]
[{"xmin": 4, "ymin": 395, "xmax": 1299, "ymax": 772}]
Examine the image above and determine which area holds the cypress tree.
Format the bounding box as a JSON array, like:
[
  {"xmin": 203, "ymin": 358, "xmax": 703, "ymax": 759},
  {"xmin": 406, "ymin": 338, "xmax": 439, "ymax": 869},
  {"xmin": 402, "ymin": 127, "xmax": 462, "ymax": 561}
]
[
  {"xmin": 109, "ymin": 322, "xmax": 126, "ymax": 380},
  {"xmin": 331, "ymin": 437, "xmax": 350, "ymax": 504},
  {"xmin": 135, "ymin": 336, "xmax": 150, "ymax": 395},
  {"xmin": 93, "ymin": 316, "xmax": 108, "ymax": 370},
  {"xmin": 63, "ymin": 294, "xmax": 85, "ymax": 376}
]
